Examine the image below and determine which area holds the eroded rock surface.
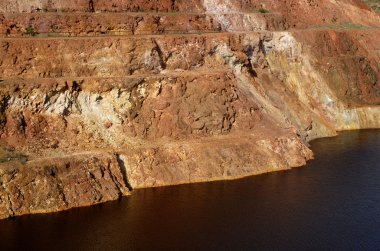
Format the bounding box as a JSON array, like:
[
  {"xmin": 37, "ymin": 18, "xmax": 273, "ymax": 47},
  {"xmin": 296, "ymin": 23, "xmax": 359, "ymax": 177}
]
[
  {"xmin": 0, "ymin": 153, "xmax": 129, "ymax": 218},
  {"xmin": 0, "ymin": 0, "xmax": 379, "ymax": 219}
]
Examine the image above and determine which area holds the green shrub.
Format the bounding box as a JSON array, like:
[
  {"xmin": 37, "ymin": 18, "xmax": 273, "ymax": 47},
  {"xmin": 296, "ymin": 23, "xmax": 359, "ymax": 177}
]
[
  {"xmin": 258, "ymin": 8, "xmax": 270, "ymax": 13},
  {"xmin": 25, "ymin": 26, "xmax": 38, "ymax": 36}
]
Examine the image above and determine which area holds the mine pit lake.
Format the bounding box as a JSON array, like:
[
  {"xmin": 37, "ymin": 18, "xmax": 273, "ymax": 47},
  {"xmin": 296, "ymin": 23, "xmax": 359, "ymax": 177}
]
[{"xmin": 0, "ymin": 130, "xmax": 380, "ymax": 250}]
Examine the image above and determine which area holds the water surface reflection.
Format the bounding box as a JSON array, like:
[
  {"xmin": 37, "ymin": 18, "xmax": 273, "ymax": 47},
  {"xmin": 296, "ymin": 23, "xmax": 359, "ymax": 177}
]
[{"xmin": 1, "ymin": 130, "xmax": 379, "ymax": 250}]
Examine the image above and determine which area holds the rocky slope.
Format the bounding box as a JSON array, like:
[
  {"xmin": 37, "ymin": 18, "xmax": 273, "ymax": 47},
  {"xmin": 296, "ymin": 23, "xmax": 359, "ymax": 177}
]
[{"xmin": 0, "ymin": 0, "xmax": 379, "ymax": 219}]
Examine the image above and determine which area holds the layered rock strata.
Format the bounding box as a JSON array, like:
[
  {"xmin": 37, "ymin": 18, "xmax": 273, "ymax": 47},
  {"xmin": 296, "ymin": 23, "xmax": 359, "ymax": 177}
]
[{"xmin": 0, "ymin": 0, "xmax": 379, "ymax": 219}]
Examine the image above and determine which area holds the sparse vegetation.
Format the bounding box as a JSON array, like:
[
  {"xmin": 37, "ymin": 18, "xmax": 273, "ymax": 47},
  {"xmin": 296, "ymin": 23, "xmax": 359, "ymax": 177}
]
[
  {"xmin": 0, "ymin": 145, "xmax": 28, "ymax": 163},
  {"xmin": 258, "ymin": 8, "xmax": 270, "ymax": 13},
  {"xmin": 311, "ymin": 21, "xmax": 374, "ymax": 31},
  {"xmin": 166, "ymin": 9, "xmax": 179, "ymax": 13},
  {"xmin": 317, "ymin": 22, "xmax": 372, "ymax": 30},
  {"xmin": 364, "ymin": 0, "xmax": 380, "ymax": 13},
  {"xmin": 25, "ymin": 26, "xmax": 38, "ymax": 36},
  {"xmin": 130, "ymin": 7, "xmax": 146, "ymax": 12}
]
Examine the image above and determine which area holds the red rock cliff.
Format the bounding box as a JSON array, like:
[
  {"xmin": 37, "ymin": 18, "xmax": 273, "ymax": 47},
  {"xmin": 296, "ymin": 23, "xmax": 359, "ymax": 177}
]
[{"xmin": 0, "ymin": 0, "xmax": 379, "ymax": 219}]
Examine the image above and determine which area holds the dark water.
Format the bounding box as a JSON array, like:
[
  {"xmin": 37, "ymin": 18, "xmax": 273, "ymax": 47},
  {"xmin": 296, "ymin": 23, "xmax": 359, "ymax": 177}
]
[{"xmin": 1, "ymin": 130, "xmax": 380, "ymax": 251}]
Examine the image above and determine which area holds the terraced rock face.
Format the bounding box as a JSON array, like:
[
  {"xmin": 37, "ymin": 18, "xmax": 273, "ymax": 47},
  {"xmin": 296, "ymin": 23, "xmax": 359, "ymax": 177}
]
[{"xmin": 0, "ymin": 0, "xmax": 379, "ymax": 219}]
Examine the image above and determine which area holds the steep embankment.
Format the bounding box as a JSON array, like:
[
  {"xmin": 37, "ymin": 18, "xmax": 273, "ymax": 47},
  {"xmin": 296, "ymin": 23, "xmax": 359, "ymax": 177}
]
[{"xmin": 0, "ymin": 0, "xmax": 379, "ymax": 219}]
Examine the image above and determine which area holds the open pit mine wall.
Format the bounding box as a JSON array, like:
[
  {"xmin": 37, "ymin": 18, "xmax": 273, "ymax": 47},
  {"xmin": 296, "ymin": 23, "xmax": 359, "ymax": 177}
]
[
  {"xmin": 0, "ymin": 0, "xmax": 380, "ymax": 219},
  {"xmin": 1, "ymin": 0, "xmax": 379, "ymax": 28}
]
